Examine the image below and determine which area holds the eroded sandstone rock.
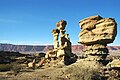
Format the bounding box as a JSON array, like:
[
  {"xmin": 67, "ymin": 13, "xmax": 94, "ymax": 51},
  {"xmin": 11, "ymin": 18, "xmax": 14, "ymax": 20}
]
[
  {"xmin": 56, "ymin": 20, "xmax": 67, "ymax": 30},
  {"xmin": 52, "ymin": 29, "xmax": 60, "ymax": 49},
  {"xmin": 43, "ymin": 20, "xmax": 77, "ymax": 66},
  {"xmin": 78, "ymin": 15, "xmax": 117, "ymax": 61},
  {"xmin": 78, "ymin": 15, "xmax": 117, "ymax": 44}
]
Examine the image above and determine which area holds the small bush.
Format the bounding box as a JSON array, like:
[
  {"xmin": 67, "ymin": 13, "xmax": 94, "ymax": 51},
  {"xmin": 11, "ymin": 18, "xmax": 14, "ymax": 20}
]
[
  {"xmin": 0, "ymin": 64, "xmax": 11, "ymax": 71},
  {"xmin": 10, "ymin": 62, "xmax": 22, "ymax": 76}
]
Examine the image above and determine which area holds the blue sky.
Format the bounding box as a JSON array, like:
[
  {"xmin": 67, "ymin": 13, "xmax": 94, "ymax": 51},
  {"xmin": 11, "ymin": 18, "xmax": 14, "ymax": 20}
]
[{"xmin": 0, "ymin": 0, "xmax": 120, "ymax": 45}]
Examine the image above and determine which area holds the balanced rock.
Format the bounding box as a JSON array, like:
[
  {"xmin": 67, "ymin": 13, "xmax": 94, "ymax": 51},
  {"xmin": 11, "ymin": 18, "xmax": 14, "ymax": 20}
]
[
  {"xmin": 78, "ymin": 15, "xmax": 117, "ymax": 61},
  {"xmin": 44, "ymin": 20, "xmax": 77, "ymax": 66},
  {"xmin": 78, "ymin": 15, "xmax": 117, "ymax": 44},
  {"xmin": 56, "ymin": 20, "xmax": 67, "ymax": 30}
]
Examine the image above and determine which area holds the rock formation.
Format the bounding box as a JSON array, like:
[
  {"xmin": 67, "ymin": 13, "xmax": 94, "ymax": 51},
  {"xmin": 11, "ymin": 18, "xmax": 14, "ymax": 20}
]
[
  {"xmin": 52, "ymin": 29, "xmax": 59, "ymax": 49},
  {"xmin": 78, "ymin": 15, "xmax": 117, "ymax": 60},
  {"xmin": 44, "ymin": 20, "xmax": 77, "ymax": 65},
  {"xmin": 27, "ymin": 59, "xmax": 36, "ymax": 69}
]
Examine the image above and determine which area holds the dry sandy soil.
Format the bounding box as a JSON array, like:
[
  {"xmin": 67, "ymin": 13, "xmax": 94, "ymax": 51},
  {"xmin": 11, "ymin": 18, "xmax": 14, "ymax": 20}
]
[
  {"xmin": 0, "ymin": 59, "xmax": 101, "ymax": 80},
  {"xmin": 0, "ymin": 50, "xmax": 119, "ymax": 80}
]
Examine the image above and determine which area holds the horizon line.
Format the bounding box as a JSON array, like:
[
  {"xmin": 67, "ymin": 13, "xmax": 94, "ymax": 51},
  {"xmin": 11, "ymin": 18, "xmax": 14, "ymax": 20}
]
[{"xmin": 0, "ymin": 43, "xmax": 119, "ymax": 46}]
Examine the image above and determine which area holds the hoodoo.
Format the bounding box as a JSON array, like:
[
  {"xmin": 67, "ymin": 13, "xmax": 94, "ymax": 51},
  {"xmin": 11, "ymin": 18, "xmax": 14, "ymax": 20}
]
[{"xmin": 78, "ymin": 15, "xmax": 117, "ymax": 61}]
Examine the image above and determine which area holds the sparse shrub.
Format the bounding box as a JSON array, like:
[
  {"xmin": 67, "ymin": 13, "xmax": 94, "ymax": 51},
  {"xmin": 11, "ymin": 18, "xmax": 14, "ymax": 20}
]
[
  {"xmin": 10, "ymin": 62, "xmax": 22, "ymax": 76},
  {"xmin": 65, "ymin": 60, "xmax": 102, "ymax": 80},
  {"xmin": 0, "ymin": 64, "xmax": 11, "ymax": 71}
]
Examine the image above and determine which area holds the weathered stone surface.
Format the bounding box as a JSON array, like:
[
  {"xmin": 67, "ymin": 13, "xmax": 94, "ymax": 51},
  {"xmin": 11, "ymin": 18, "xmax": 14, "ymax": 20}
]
[
  {"xmin": 56, "ymin": 20, "xmax": 67, "ymax": 30},
  {"xmin": 107, "ymin": 59, "xmax": 120, "ymax": 67},
  {"xmin": 84, "ymin": 54, "xmax": 108, "ymax": 61},
  {"xmin": 45, "ymin": 49, "xmax": 56, "ymax": 58},
  {"xmin": 60, "ymin": 34, "xmax": 72, "ymax": 56},
  {"xmin": 83, "ymin": 44, "xmax": 108, "ymax": 55},
  {"xmin": 78, "ymin": 15, "xmax": 117, "ymax": 61},
  {"xmin": 44, "ymin": 20, "xmax": 77, "ymax": 65},
  {"xmin": 78, "ymin": 15, "xmax": 117, "ymax": 44},
  {"xmin": 52, "ymin": 29, "xmax": 59, "ymax": 49}
]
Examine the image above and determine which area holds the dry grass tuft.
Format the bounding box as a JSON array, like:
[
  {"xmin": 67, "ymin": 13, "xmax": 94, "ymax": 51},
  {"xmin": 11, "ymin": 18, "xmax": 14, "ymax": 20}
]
[{"xmin": 65, "ymin": 60, "xmax": 102, "ymax": 80}]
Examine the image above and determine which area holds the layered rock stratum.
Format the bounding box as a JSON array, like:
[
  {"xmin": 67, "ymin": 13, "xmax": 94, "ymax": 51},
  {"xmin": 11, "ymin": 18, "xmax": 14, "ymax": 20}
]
[
  {"xmin": 78, "ymin": 15, "xmax": 117, "ymax": 60},
  {"xmin": 78, "ymin": 15, "xmax": 117, "ymax": 44}
]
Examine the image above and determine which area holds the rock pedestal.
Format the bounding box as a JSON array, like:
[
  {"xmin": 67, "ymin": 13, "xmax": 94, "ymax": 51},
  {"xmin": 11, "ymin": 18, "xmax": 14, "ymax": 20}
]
[
  {"xmin": 78, "ymin": 15, "xmax": 117, "ymax": 61},
  {"xmin": 52, "ymin": 29, "xmax": 59, "ymax": 49},
  {"xmin": 45, "ymin": 20, "xmax": 77, "ymax": 65}
]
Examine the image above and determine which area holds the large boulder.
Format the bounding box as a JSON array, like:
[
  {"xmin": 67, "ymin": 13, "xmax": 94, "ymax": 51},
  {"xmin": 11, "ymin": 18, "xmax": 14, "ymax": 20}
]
[
  {"xmin": 78, "ymin": 15, "xmax": 117, "ymax": 44},
  {"xmin": 56, "ymin": 20, "xmax": 67, "ymax": 30},
  {"xmin": 78, "ymin": 15, "xmax": 117, "ymax": 61}
]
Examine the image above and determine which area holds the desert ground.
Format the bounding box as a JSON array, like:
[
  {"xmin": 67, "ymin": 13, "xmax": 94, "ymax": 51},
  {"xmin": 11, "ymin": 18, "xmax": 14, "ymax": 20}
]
[{"xmin": 0, "ymin": 50, "xmax": 120, "ymax": 80}]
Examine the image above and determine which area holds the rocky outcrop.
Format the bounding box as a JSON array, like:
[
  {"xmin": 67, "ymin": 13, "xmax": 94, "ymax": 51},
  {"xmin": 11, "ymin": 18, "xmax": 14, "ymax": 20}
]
[
  {"xmin": 44, "ymin": 20, "xmax": 77, "ymax": 65},
  {"xmin": 78, "ymin": 15, "xmax": 117, "ymax": 60},
  {"xmin": 78, "ymin": 15, "xmax": 117, "ymax": 44}
]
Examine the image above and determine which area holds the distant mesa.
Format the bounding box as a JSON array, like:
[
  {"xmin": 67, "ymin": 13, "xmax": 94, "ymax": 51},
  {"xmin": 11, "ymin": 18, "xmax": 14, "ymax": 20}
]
[{"xmin": 0, "ymin": 43, "xmax": 120, "ymax": 53}]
